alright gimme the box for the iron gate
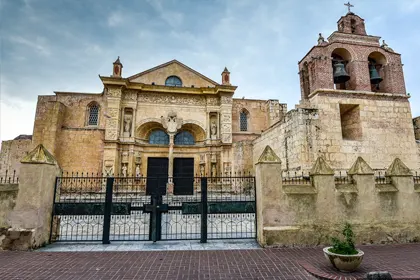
[50,175,256,243]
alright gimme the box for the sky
[1,0,420,142]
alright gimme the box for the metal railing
[0,170,18,184]
[282,171,311,185]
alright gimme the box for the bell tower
[298,3,406,102]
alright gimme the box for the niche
[339,104,362,140]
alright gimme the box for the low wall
[0,184,18,228]
[256,149,420,247]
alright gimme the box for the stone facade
[1,60,282,180]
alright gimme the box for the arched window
[240,110,249,132]
[87,103,100,126]
[149,130,169,145]
[165,76,182,87]
[174,131,195,145]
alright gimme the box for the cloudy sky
[1,0,420,142]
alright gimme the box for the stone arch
[331,47,355,90]
[368,51,388,92]
[136,120,165,140]
[179,122,206,142]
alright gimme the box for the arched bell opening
[368,51,387,93]
[331,48,353,90]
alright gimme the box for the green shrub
[328,222,359,255]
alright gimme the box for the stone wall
[253,108,319,171]
[310,91,419,170]
[253,91,420,172]
[32,93,105,174]
[0,137,32,177]
[414,116,420,140]
[56,129,105,174]
[0,184,18,228]
[256,150,420,247]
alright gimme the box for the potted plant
[323,222,364,272]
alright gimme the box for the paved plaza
[1,242,419,279]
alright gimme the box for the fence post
[102,177,114,244]
[200,177,208,243]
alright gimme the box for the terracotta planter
[323,247,364,272]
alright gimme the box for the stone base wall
[0,184,18,228]
[256,152,420,247]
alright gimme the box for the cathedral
[1,8,420,190]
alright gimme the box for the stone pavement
[0,243,419,279]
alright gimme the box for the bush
[328,222,359,255]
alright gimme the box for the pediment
[128,60,219,88]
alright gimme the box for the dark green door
[146,157,168,195]
[173,158,194,195]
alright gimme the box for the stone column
[4,145,61,250]
[167,133,175,193]
[387,158,418,224]
[255,145,282,246]
[347,156,377,223]
[310,157,336,224]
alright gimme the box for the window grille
[165,76,182,87]
[88,104,99,126]
[240,111,248,131]
[149,130,169,145]
[174,131,195,145]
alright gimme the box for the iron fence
[51,174,256,243]
[414,171,420,184]
[282,171,311,185]
[0,170,18,184]
[374,170,389,184]
[334,171,352,184]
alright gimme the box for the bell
[369,64,383,85]
[333,62,350,84]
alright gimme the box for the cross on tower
[344,1,354,13]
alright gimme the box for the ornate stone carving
[138,93,205,106]
[161,111,183,134]
[135,165,141,177]
[222,134,232,143]
[105,130,117,139]
[106,87,122,98]
[200,154,205,164]
[123,115,132,136]
[221,114,231,123]
[121,164,127,177]
[222,123,231,133]
[104,160,114,176]
[121,151,129,163]
[123,90,138,101]
[106,118,118,129]
[107,108,119,118]
[211,120,217,137]
[207,97,219,106]
[221,96,232,104]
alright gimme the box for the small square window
[339,104,362,140]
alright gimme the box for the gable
[128,60,219,88]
